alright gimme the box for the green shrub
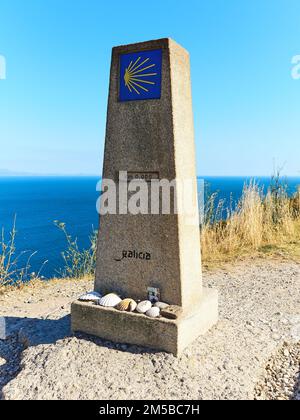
[54,221,98,279]
[0,217,47,286]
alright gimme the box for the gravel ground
[255,342,300,400]
[0,259,299,400]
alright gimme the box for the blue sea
[0,176,299,279]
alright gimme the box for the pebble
[161,305,183,320]
[0,357,6,367]
[270,327,278,333]
[223,361,229,370]
[154,302,169,310]
[145,307,160,318]
[272,334,281,341]
[136,300,152,314]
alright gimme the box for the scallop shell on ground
[145,307,160,318]
[98,293,122,308]
[116,298,137,312]
[136,300,152,314]
[79,291,101,302]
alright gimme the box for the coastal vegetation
[53,221,97,279]
[202,175,300,266]
[0,217,48,287]
[1,176,300,288]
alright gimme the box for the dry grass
[0,275,93,296]
[201,180,300,266]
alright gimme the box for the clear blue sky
[0,0,299,176]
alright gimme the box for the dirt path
[0,259,299,400]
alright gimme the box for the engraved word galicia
[114,250,151,262]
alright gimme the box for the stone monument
[71,38,218,356]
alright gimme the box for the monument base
[71,288,218,356]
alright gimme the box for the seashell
[79,291,101,302]
[124,58,158,95]
[154,301,169,310]
[136,300,152,314]
[145,307,160,318]
[116,298,137,312]
[98,293,122,308]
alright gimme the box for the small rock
[161,305,183,320]
[270,327,278,333]
[223,361,229,370]
[154,302,169,310]
[145,307,160,318]
[136,300,152,314]
[272,334,281,341]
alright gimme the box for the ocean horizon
[0,175,299,279]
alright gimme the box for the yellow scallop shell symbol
[124,56,157,95]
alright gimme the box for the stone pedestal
[71,38,218,356]
[72,288,218,356]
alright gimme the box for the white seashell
[136,300,152,314]
[79,291,102,302]
[99,293,122,308]
[154,301,169,310]
[145,307,160,318]
[116,298,137,312]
